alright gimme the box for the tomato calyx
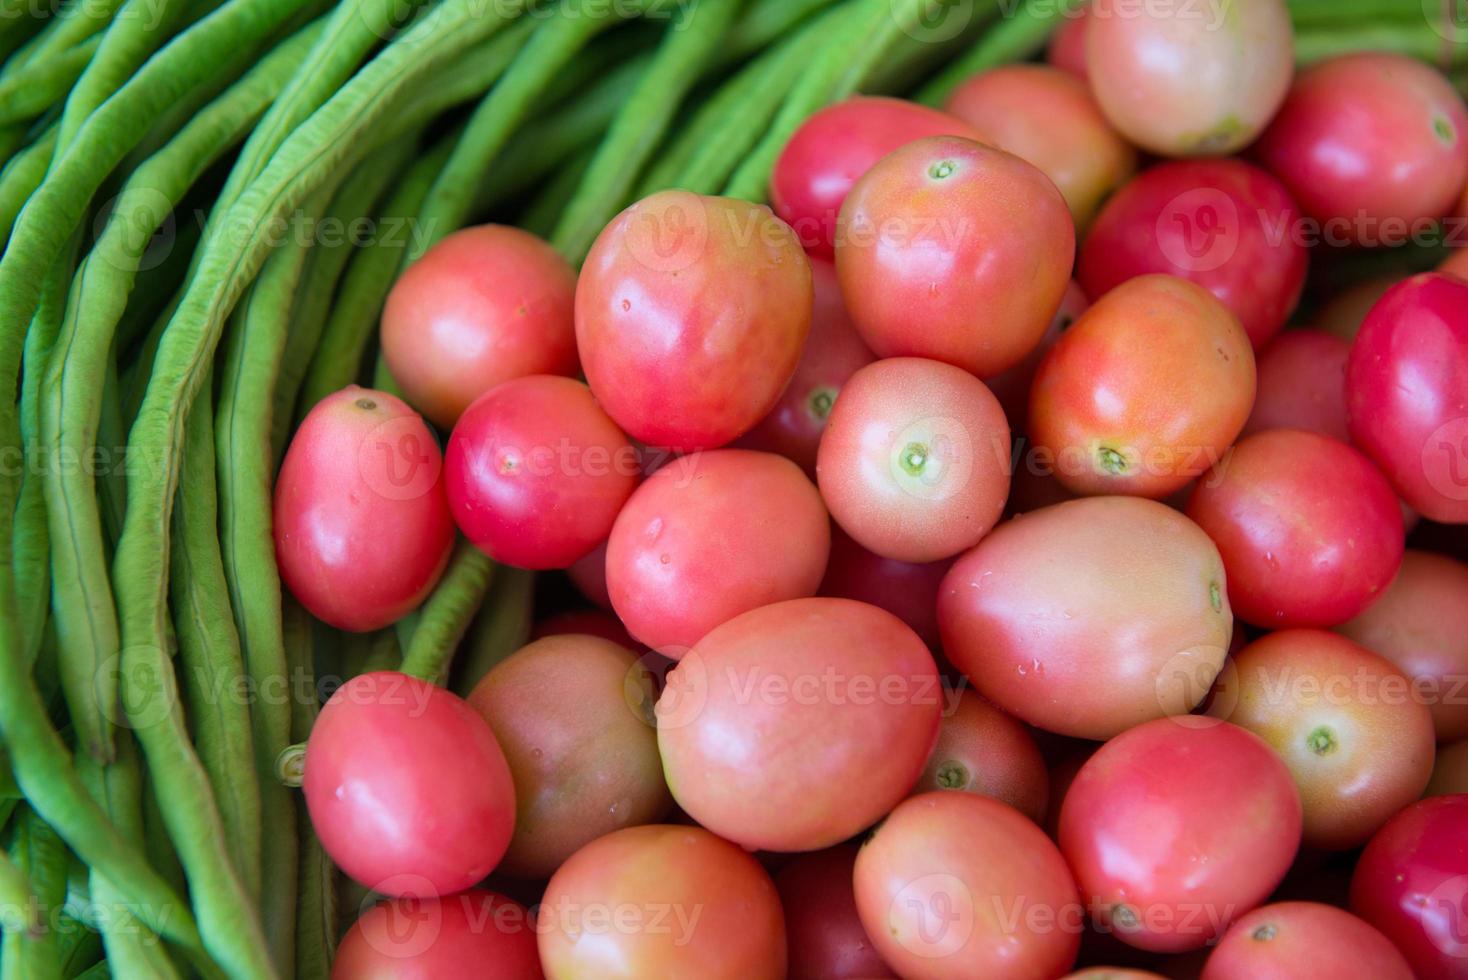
[1098,446,1128,475]
[1306,725,1339,756]
[935,761,969,789]
[806,386,837,421]
[1252,923,1278,942]
[1209,582,1222,612]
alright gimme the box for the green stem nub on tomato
[807,386,837,422]
[1098,446,1127,474]
[927,159,957,180]
[1307,725,1339,756]
[935,761,969,790]
[899,442,931,477]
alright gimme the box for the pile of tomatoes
[273,1,1468,976]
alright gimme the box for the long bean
[283,600,334,979]
[3,807,67,979]
[0,36,98,128]
[8,0,125,73]
[916,0,1082,105]
[0,120,54,243]
[399,542,497,684]
[450,567,535,696]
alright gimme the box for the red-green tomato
[657,598,940,851]
[575,190,812,451]
[1201,901,1413,980]
[274,386,454,632]
[332,891,541,979]
[835,136,1075,379]
[776,846,895,980]
[912,689,1048,823]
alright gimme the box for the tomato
[739,257,875,475]
[1029,274,1256,499]
[1428,740,1468,797]
[1338,550,1468,740]
[332,890,541,979]
[835,136,1076,379]
[1046,4,1090,80]
[1078,160,1307,349]
[275,386,454,632]
[1345,272,1468,524]
[1042,744,1095,840]
[1242,329,1350,442]
[565,539,612,611]
[466,635,668,878]
[775,845,895,980]
[657,598,940,851]
[530,609,638,650]
[1086,0,1293,156]
[1059,717,1302,953]
[817,357,1011,563]
[1315,276,1399,342]
[380,225,577,430]
[575,190,812,451]
[770,96,982,257]
[1186,430,1404,628]
[605,449,828,654]
[854,792,1082,979]
[1256,54,1468,242]
[912,688,1048,823]
[1208,630,1435,850]
[1444,246,1468,282]
[1060,972,1164,980]
[944,64,1136,229]
[444,376,639,570]
[1350,795,1468,978]
[985,280,1089,431]
[818,526,949,648]
[939,497,1231,739]
[1201,902,1414,980]
[537,824,785,979]
[303,672,515,896]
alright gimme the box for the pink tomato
[912,688,1049,823]
[817,525,950,648]
[1201,902,1413,980]
[1047,4,1090,80]
[332,890,541,979]
[1243,329,1350,442]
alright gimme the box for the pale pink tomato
[1243,329,1350,442]
[818,526,950,648]
[912,688,1048,823]
[776,846,895,980]
[1201,902,1413,980]
[332,891,541,979]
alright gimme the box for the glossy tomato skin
[1029,274,1256,499]
[818,526,950,648]
[1338,550,1468,740]
[1201,902,1413,980]
[381,225,577,430]
[303,672,515,896]
[657,598,940,852]
[332,890,541,979]
[739,257,875,475]
[1243,329,1350,441]
[835,136,1075,379]
[1350,795,1468,978]
[1078,160,1307,348]
[1186,430,1404,628]
[467,635,669,879]
[941,497,1231,739]
[816,357,1011,564]
[985,280,1089,430]
[275,386,455,632]
[1257,53,1468,240]
[1059,718,1303,953]
[771,96,982,257]
[444,376,639,570]
[1086,0,1292,156]
[945,64,1136,229]
[576,191,812,451]
[912,689,1048,823]
[1209,630,1435,850]
[538,824,786,979]
[1346,273,1468,523]
[605,449,828,654]
[776,845,896,980]
[854,792,1082,980]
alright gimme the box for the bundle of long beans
[0,0,1456,975]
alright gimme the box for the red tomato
[939,497,1231,739]
[275,386,454,632]
[1242,329,1350,442]
[467,635,669,878]
[985,280,1089,431]
[912,688,1049,823]
[739,257,875,475]
[854,792,1082,979]
[1086,0,1292,156]
[817,525,950,648]
[1060,972,1164,980]
[1346,272,1468,524]
[529,609,637,650]
[380,225,577,430]
[816,357,1011,563]
[835,136,1075,379]
[537,824,786,979]
[1209,630,1435,850]
[1186,429,1404,628]
[1428,740,1468,797]
[332,890,540,979]
[303,672,515,896]
[945,64,1135,229]
[1029,274,1256,499]
[1256,53,1468,242]
[575,190,812,451]
[776,845,895,980]
[1338,550,1468,740]
[1350,795,1468,978]
[1059,718,1302,953]
[771,96,982,257]
[605,449,829,654]
[565,539,612,611]
[1078,160,1307,348]
[444,376,638,570]
[657,598,940,851]
[1201,902,1413,980]
[1046,4,1090,80]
